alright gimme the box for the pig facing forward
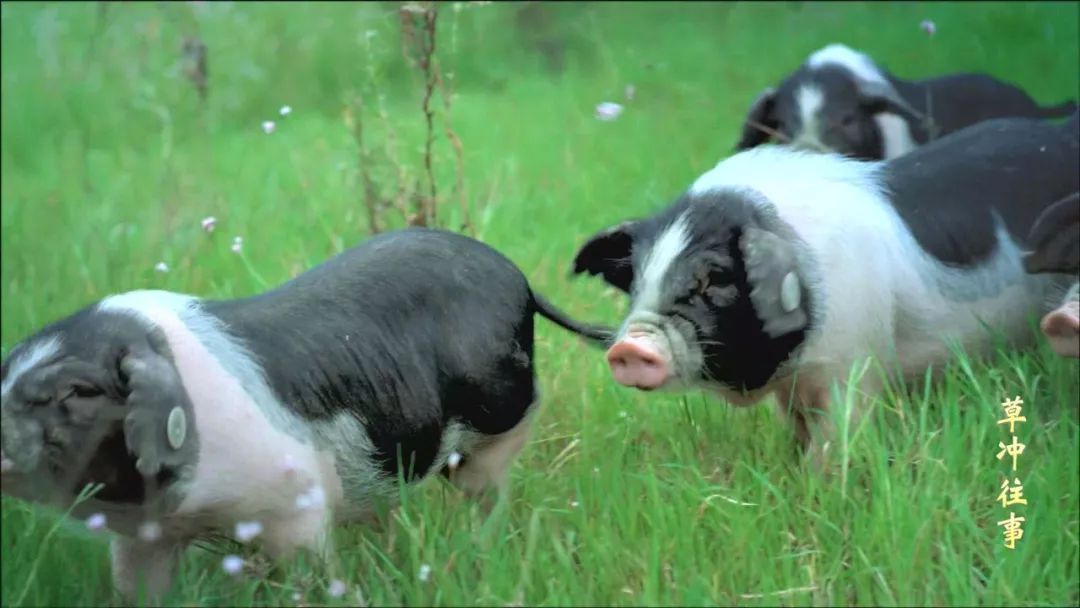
[574,114,1078,464]
[0,227,611,600]
[735,43,1077,160]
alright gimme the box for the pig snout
[606,334,670,390]
[1041,298,1080,359]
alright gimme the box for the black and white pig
[1023,190,1080,358]
[573,113,1078,464]
[734,43,1077,160]
[0,227,612,600]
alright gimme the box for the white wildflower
[85,512,107,531]
[138,521,162,542]
[234,520,263,543]
[327,579,347,598]
[296,485,326,511]
[222,554,244,575]
[595,101,624,122]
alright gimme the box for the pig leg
[448,404,537,508]
[775,374,873,471]
[110,535,187,603]
[1041,283,1080,359]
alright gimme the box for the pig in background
[0,228,612,601]
[1023,191,1080,358]
[574,112,1079,466]
[734,43,1077,161]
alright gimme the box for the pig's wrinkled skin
[0,228,610,602]
[735,43,1077,161]
[575,114,1078,467]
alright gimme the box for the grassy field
[2,1,1078,606]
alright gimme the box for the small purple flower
[154,262,169,274]
[231,236,243,254]
[222,555,244,575]
[280,105,292,117]
[327,579,347,598]
[262,120,276,135]
[201,216,217,233]
[595,102,624,122]
[138,521,162,542]
[920,19,936,36]
[85,513,107,531]
[234,520,263,543]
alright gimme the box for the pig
[734,43,1077,161]
[1023,190,1080,358]
[573,113,1078,465]
[0,227,612,601]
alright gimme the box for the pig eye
[58,383,103,402]
[71,385,103,399]
[840,114,856,127]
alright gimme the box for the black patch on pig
[883,114,1079,268]
[207,228,541,482]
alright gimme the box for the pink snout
[1041,301,1080,359]
[606,335,670,390]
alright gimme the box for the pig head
[572,189,817,403]
[1,308,198,515]
[1023,191,1080,358]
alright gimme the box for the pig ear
[571,221,638,293]
[734,88,778,151]
[1024,192,1080,275]
[856,79,924,124]
[119,327,197,479]
[739,225,809,338]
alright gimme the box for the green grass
[2,1,1078,606]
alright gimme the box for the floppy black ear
[1023,191,1080,275]
[856,79,923,123]
[734,87,778,151]
[119,327,198,479]
[739,223,809,339]
[571,221,638,294]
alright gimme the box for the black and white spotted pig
[573,114,1079,464]
[1023,190,1080,358]
[735,43,1077,160]
[0,227,611,600]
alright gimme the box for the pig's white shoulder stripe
[807,43,886,83]
[1,335,62,399]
